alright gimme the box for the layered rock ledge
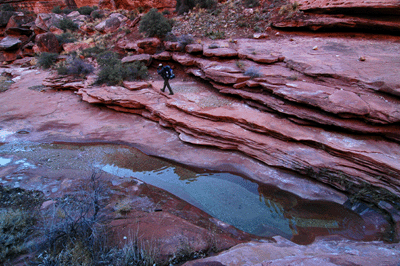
[42,34,400,239]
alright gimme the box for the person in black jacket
[157,63,174,95]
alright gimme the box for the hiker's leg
[167,81,174,95]
[161,80,167,92]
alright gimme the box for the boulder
[34,32,62,53]
[152,51,172,61]
[135,37,161,54]
[164,41,184,52]
[0,11,16,27]
[203,47,238,57]
[95,16,121,33]
[123,81,152,90]
[34,13,63,31]
[121,54,152,66]
[185,43,203,53]
[0,36,22,51]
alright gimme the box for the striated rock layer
[272,0,400,33]
[53,35,400,241]
[290,0,400,14]
[70,36,400,202]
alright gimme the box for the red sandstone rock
[135,37,161,54]
[0,36,22,50]
[95,16,121,33]
[62,41,94,53]
[121,53,152,66]
[290,0,400,13]
[152,51,172,60]
[203,47,238,58]
[34,32,62,53]
[123,81,151,90]
[164,41,184,52]
[185,43,203,53]
[183,236,400,266]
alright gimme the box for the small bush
[37,52,59,69]
[244,66,262,78]
[139,8,172,38]
[91,9,104,19]
[123,61,148,81]
[58,18,79,32]
[197,0,217,9]
[57,57,94,77]
[176,0,217,14]
[35,172,109,265]
[205,30,225,40]
[178,34,194,50]
[81,46,107,58]
[55,32,77,45]
[77,5,97,15]
[52,5,74,14]
[95,52,148,85]
[96,51,124,85]
[52,5,63,14]
[0,4,15,11]
[243,0,259,8]
[0,11,15,27]
[0,208,36,263]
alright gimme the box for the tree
[139,8,172,38]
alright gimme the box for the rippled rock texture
[67,36,400,212]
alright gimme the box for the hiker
[157,63,175,95]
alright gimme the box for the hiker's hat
[158,63,163,67]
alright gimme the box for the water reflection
[100,161,367,244]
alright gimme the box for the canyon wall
[0,0,176,13]
[290,0,400,14]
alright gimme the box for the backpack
[163,66,175,79]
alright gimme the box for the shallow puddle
[0,142,376,244]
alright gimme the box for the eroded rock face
[65,36,400,234]
[272,0,400,33]
[291,0,400,14]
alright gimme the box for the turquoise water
[0,143,366,243]
[99,162,349,241]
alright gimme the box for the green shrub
[0,4,15,11]
[95,52,148,85]
[37,52,59,69]
[55,32,77,45]
[176,0,217,14]
[0,208,36,263]
[57,57,94,77]
[244,66,262,78]
[0,11,15,27]
[91,9,104,19]
[52,5,63,14]
[96,51,124,85]
[77,5,97,15]
[243,0,259,8]
[81,46,106,58]
[197,0,217,9]
[205,30,225,40]
[139,8,172,38]
[178,34,194,50]
[58,18,79,32]
[123,61,148,81]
